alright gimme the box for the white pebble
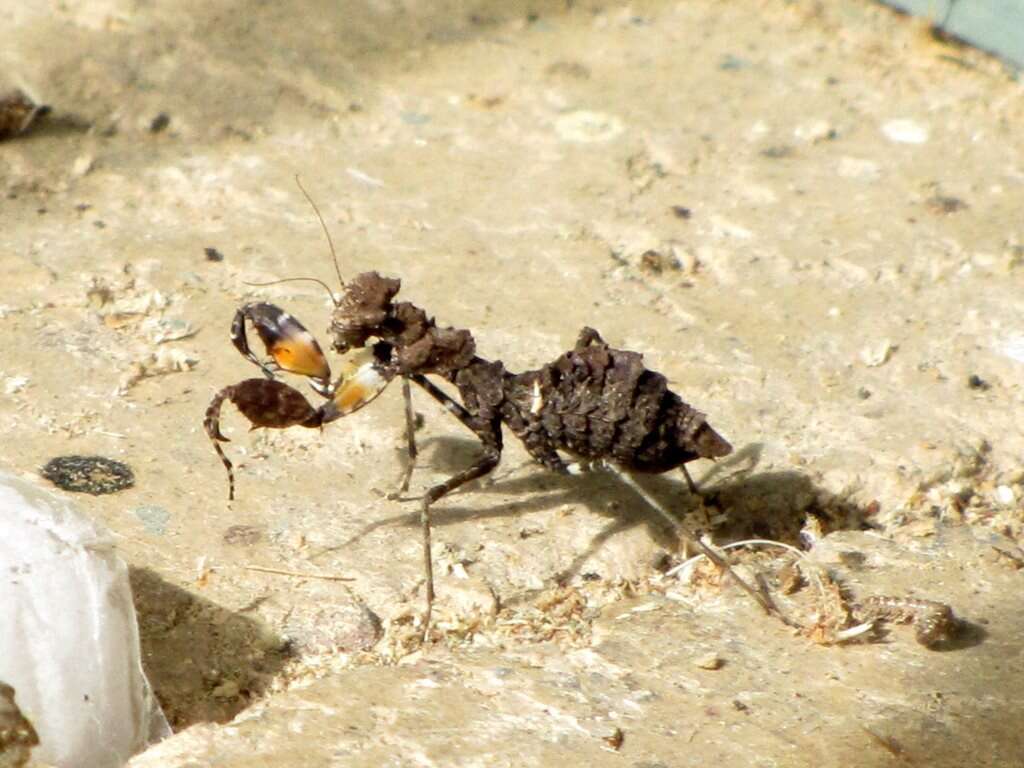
[71,154,95,177]
[999,335,1024,363]
[882,119,929,144]
[838,156,880,180]
[555,110,624,143]
[3,376,28,394]
[794,119,834,143]
[995,485,1016,505]
[860,339,894,367]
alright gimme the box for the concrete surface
[1,0,1022,764]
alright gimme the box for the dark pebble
[967,374,990,391]
[41,455,135,495]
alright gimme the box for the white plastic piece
[0,472,169,767]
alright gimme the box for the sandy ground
[2,1,1024,765]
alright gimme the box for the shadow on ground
[129,568,291,730]
[339,435,874,586]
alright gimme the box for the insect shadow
[333,437,875,591]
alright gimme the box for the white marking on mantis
[529,379,544,415]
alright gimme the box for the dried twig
[242,564,355,582]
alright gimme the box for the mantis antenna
[294,174,346,291]
[243,276,340,305]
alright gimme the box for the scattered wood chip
[602,727,624,751]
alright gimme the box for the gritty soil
[1,1,1023,766]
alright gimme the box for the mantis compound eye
[231,303,332,394]
[329,324,371,356]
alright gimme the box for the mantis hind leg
[610,466,796,626]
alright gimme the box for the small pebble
[967,374,990,391]
[145,317,195,344]
[718,54,748,70]
[0,89,49,140]
[285,602,383,654]
[4,375,28,395]
[838,156,880,180]
[400,111,430,126]
[672,244,699,275]
[860,339,894,367]
[760,144,793,159]
[72,154,95,177]
[1000,336,1024,364]
[153,346,198,372]
[639,249,680,275]
[694,652,724,670]
[211,680,240,700]
[204,246,224,262]
[149,112,170,133]
[926,195,967,215]
[794,119,836,143]
[882,118,929,144]
[555,110,624,143]
[545,61,591,79]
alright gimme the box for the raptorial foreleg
[230,303,333,396]
[405,373,504,635]
[398,378,419,493]
[204,378,326,500]
[418,430,502,635]
[205,353,394,500]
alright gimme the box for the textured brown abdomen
[514,329,731,472]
